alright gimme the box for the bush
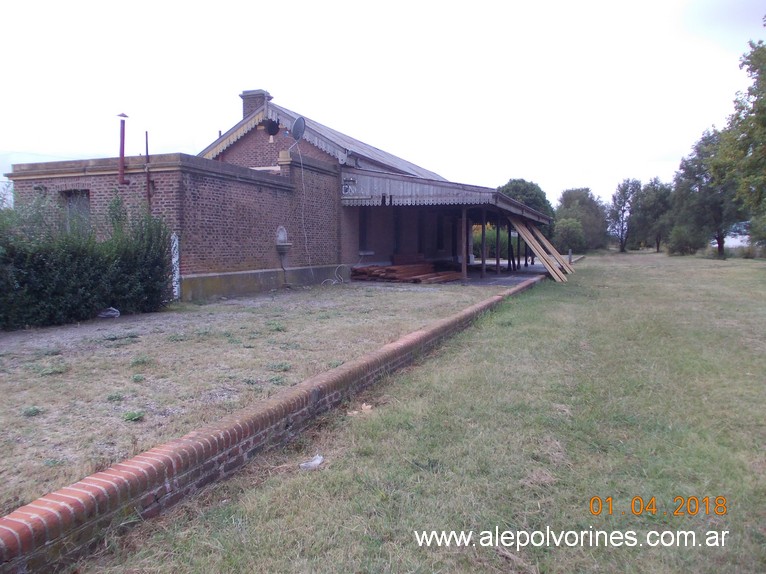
[704,243,765,259]
[471,225,529,260]
[667,225,707,255]
[101,202,173,314]
[553,218,586,254]
[749,214,766,246]
[0,195,172,330]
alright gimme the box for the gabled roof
[198,100,447,181]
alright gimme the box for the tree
[673,129,747,258]
[553,218,586,254]
[720,31,766,248]
[497,178,555,236]
[667,224,708,255]
[556,188,608,250]
[723,36,766,214]
[628,178,673,252]
[0,181,12,209]
[608,178,641,252]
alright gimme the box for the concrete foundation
[180,264,351,301]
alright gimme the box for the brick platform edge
[0,275,546,573]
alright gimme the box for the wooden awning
[339,166,574,283]
[340,168,552,225]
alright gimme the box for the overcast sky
[1,0,764,207]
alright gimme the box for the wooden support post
[460,207,467,280]
[452,216,458,261]
[510,221,515,271]
[480,209,486,279]
[495,213,501,275]
[516,229,522,269]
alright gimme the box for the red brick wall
[177,156,341,275]
[9,153,347,280]
[340,207,360,263]
[217,126,333,168]
[338,207,461,266]
[11,167,169,240]
[148,171,183,234]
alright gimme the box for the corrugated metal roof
[197,93,551,225]
[341,168,552,224]
[199,101,447,181]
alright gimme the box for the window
[61,190,90,232]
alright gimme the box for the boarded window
[61,190,90,232]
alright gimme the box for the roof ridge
[199,96,446,181]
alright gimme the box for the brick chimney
[240,89,272,118]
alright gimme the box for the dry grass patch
[0,281,506,515]
[76,252,765,574]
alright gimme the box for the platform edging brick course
[0,276,544,573]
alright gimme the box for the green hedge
[0,196,172,330]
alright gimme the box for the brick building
[8,89,559,301]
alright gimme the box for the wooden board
[351,264,463,284]
[526,224,575,274]
[509,216,567,283]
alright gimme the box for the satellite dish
[291,116,305,140]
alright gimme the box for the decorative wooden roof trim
[200,111,267,160]
[199,104,349,163]
[340,168,551,224]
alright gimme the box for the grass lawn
[61,253,766,571]
[0,281,506,517]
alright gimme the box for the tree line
[500,26,765,257]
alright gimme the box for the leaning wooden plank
[522,231,566,282]
[509,216,566,282]
[526,224,575,274]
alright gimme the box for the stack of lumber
[351,263,463,284]
[391,253,426,265]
